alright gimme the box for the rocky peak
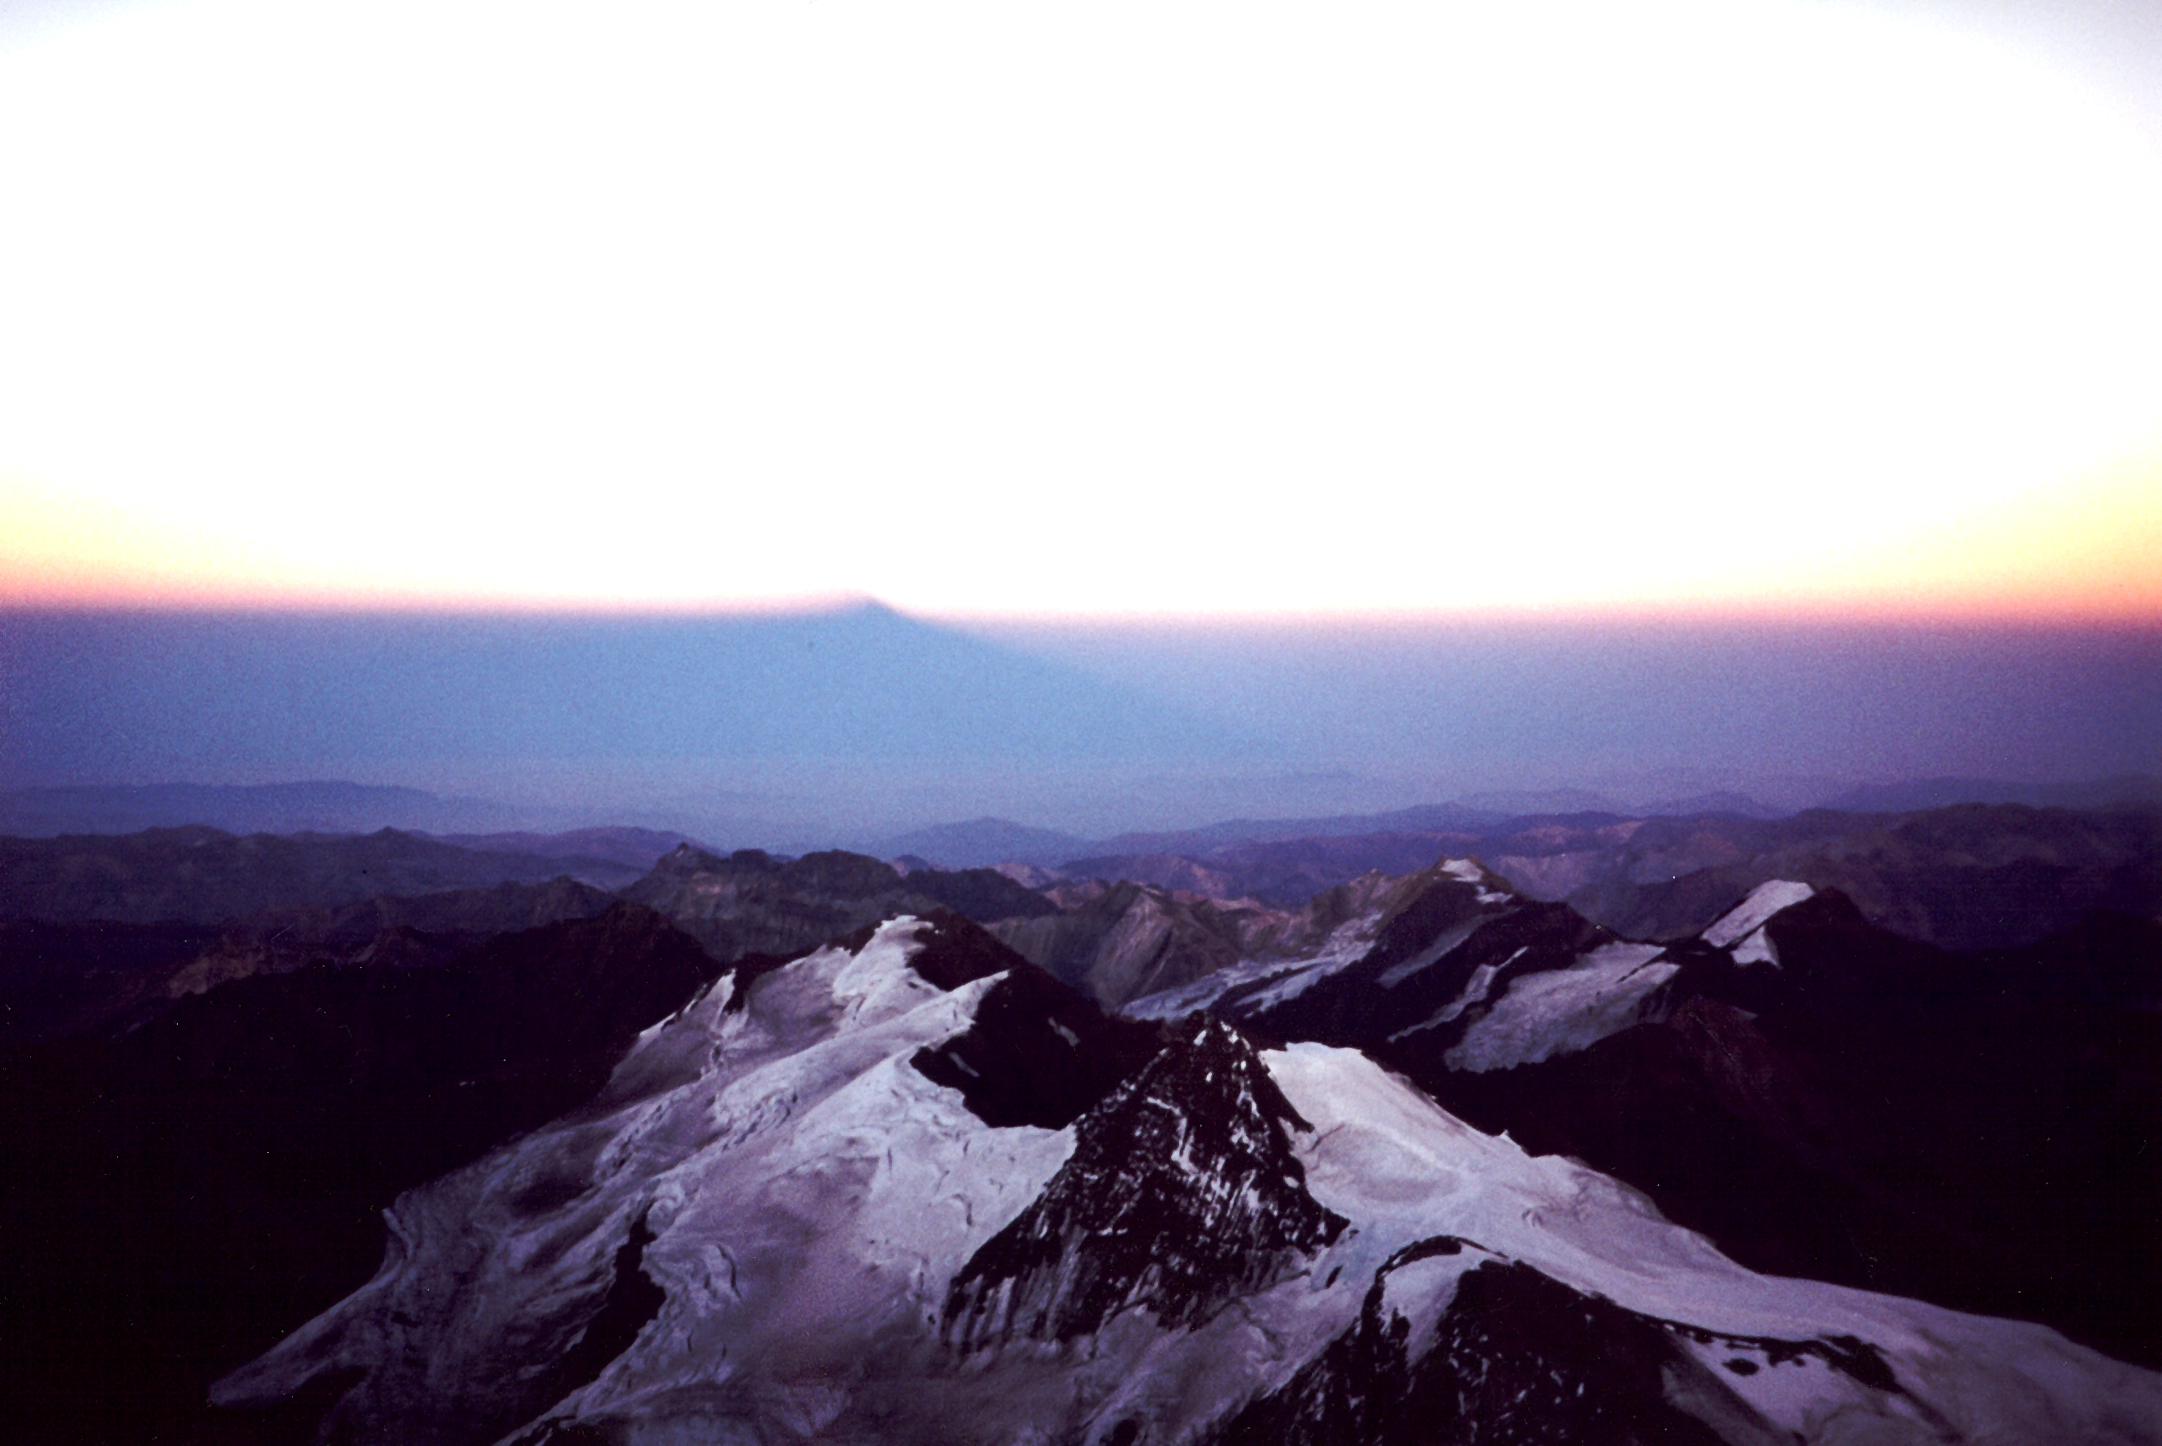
[943,1012,1345,1350]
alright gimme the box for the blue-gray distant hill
[874,817,1096,868]
[0,781,519,837]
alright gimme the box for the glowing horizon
[5,1,2162,623]
[8,444,2160,627]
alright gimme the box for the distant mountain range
[869,776,2162,868]
[8,773,2159,864]
[877,816,1099,868]
[6,783,2155,958]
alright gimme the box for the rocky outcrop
[943,1014,1344,1349]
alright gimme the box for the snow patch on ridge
[1704,880,1815,949]
[1442,942,1675,1072]
[1731,926,1780,967]
[1124,924,1373,1020]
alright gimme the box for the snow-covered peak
[1703,880,1816,949]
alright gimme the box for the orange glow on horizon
[9,448,2159,627]
[6,2,2162,631]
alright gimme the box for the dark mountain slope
[434,826,699,871]
[0,903,731,1446]
[0,877,621,1047]
[943,1014,1345,1350]
[0,918,227,1048]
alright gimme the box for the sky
[2,0,2157,836]
[3,0,2162,620]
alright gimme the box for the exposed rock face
[1212,1247,1785,1446]
[943,1014,1344,1349]
[910,957,1165,1130]
[897,863,1062,924]
[205,910,2162,1446]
